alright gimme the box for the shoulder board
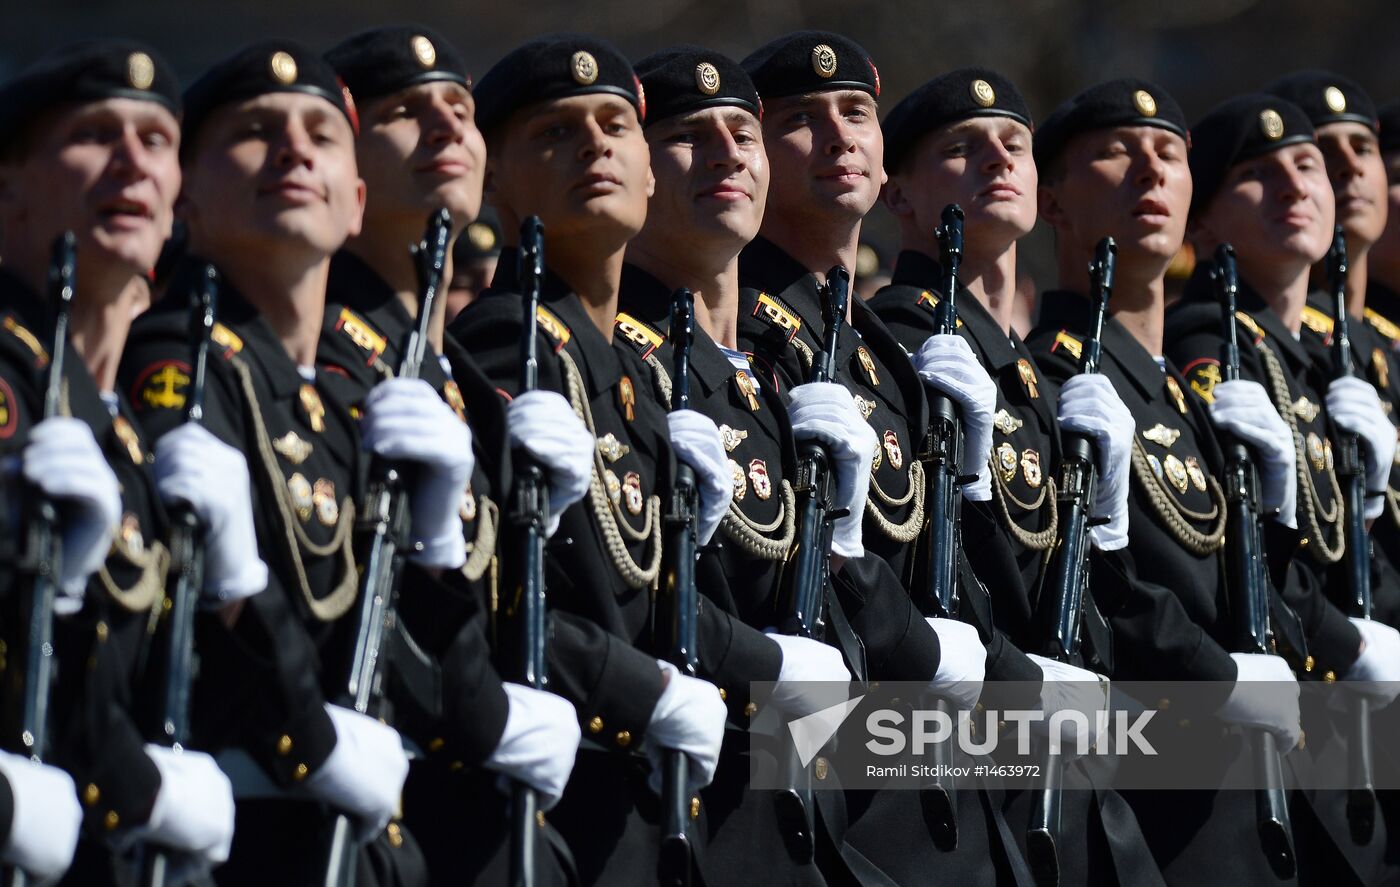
[212,322,243,357]
[751,292,801,344]
[1365,307,1400,345]
[614,312,664,360]
[535,305,571,352]
[1051,330,1082,361]
[1235,311,1265,343]
[912,290,963,327]
[333,307,388,365]
[1299,305,1334,340]
[2,315,49,368]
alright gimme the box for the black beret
[634,45,759,125]
[741,31,880,102]
[1189,94,1315,218]
[882,67,1031,173]
[455,207,502,263]
[1379,100,1400,154]
[1265,70,1377,133]
[1034,78,1187,172]
[326,25,470,106]
[474,33,642,139]
[0,40,180,153]
[183,39,357,154]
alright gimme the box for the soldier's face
[640,106,768,255]
[1197,143,1334,270]
[1316,121,1388,248]
[357,81,486,230]
[1043,126,1190,266]
[1,98,180,278]
[182,92,365,259]
[489,94,653,244]
[762,90,885,224]
[889,116,1036,251]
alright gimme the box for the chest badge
[288,473,314,523]
[1017,359,1040,399]
[734,370,760,412]
[1373,347,1391,391]
[119,512,145,555]
[272,431,313,465]
[443,380,468,423]
[1306,432,1326,471]
[882,429,904,471]
[1184,456,1207,491]
[1165,376,1188,414]
[854,394,876,420]
[993,408,1023,436]
[748,459,772,500]
[619,376,636,422]
[1163,454,1189,493]
[460,487,477,523]
[1141,424,1181,449]
[604,469,622,505]
[313,478,339,526]
[111,416,144,464]
[1293,397,1320,424]
[622,471,644,514]
[996,442,1018,482]
[596,432,631,463]
[299,383,326,433]
[719,424,748,452]
[1147,453,1164,481]
[857,347,880,387]
[729,459,747,501]
[1020,448,1042,488]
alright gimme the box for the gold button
[1304,655,1315,673]
[1157,697,1170,711]
[83,783,100,806]
[104,811,120,830]
[1324,670,1337,683]
[744,702,758,717]
[588,716,603,734]
[277,735,293,755]
[428,737,445,753]
[95,622,109,643]
[690,796,701,819]
[386,822,403,848]
[616,730,632,748]
[814,757,829,780]
[293,763,309,781]
[718,688,727,702]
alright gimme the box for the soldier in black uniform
[872,69,1170,887]
[1024,78,1316,885]
[733,31,1032,887]
[1162,93,1400,886]
[447,35,787,885]
[0,41,250,882]
[320,27,589,886]
[118,41,454,886]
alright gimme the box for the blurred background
[7,0,1400,316]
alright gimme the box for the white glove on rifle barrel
[1208,380,1297,527]
[1342,618,1400,707]
[154,423,268,603]
[667,409,733,545]
[1057,374,1134,551]
[912,334,996,502]
[1215,653,1301,749]
[305,704,410,842]
[645,660,727,797]
[484,684,581,811]
[360,378,475,569]
[137,744,236,870]
[1026,654,1109,756]
[22,416,122,608]
[0,751,81,882]
[787,382,877,559]
[507,390,594,537]
[764,632,853,719]
[925,617,986,711]
[1326,376,1396,520]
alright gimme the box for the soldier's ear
[1037,183,1066,230]
[347,176,367,240]
[881,176,913,219]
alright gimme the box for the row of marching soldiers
[4,19,1400,887]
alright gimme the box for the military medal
[596,433,630,463]
[272,431,313,465]
[1017,359,1039,399]
[748,459,772,500]
[313,478,339,526]
[1141,424,1181,449]
[734,370,760,411]
[854,395,876,421]
[1164,455,1189,493]
[1293,397,1320,423]
[719,424,748,452]
[883,430,903,471]
[605,469,622,505]
[1307,433,1326,471]
[1185,456,1207,492]
[729,460,746,501]
[996,442,1017,483]
[460,487,477,522]
[857,347,880,387]
[1020,449,1042,488]
[288,473,314,522]
[119,512,144,555]
[111,416,144,464]
[1373,348,1390,391]
[619,376,636,421]
[622,471,644,515]
[1148,454,1164,481]
[993,409,1023,436]
[871,439,882,472]
[1166,376,1188,414]
[443,380,468,423]
[299,383,326,433]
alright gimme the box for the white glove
[1216,653,1301,749]
[139,745,236,869]
[507,390,594,538]
[305,704,410,842]
[764,632,854,719]
[924,617,986,711]
[912,334,996,502]
[1057,374,1134,551]
[1341,618,1400,707]
[667,410,732,546]
[1327,376,1397,519]
[1026,654,1109,756]
[645,660,727,797]
[484,684,581,812]
[360,378,475,568]
[0,752,80,882]
[22,416,121,607]
[1209,380,1298,528]
[154,423,269,603]
[787,382,877,558]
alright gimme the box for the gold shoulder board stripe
[614,312,664,360]
[2,316,48,367]
[536,305,571,352]
[1235,311,1265,342]
[335,308,388,365]
[1052,330,1082,361]
[212,322,244,356]
[1365,308,1400,344]
[1299,305,1334,339]
[753,292,801,343]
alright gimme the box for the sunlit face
[762,89,885,225]
[356,80,486,229]
[1,97,181,276]
[1195,142,1335,269]
[639,105,768,257]
[182,92,365,259]
[488,93,653,244]
[888,115,1036,251]
[1042,126,1191,266]
[1316,121,1388,247]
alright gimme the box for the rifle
[5,232,75,887]
[772,266,850,863]
[1211,243,1297,877]
[1326,227,1377,844]
[657,289,700,887]
[502,217,550,887]
[1024,236,1113,885]
[324,208,453,887]
[138,263,219,887]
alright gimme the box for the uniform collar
[1038,288,1168,403]
[889,248,1021,371]
[1182,263,1314,370]
[327,250,414,335]
[618,263,736,397]
[0,267,46,334]
[890,248,942,289]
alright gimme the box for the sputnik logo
[787,694,865,767]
